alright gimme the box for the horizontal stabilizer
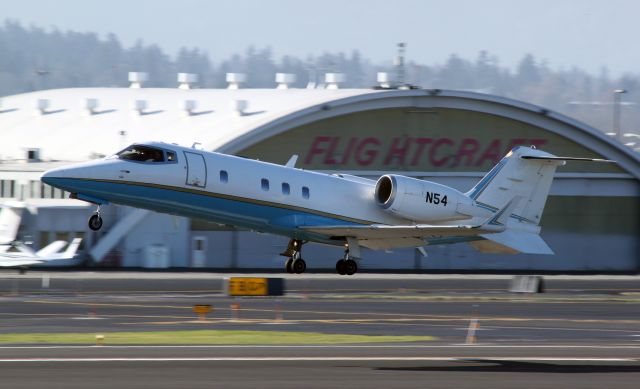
[0,259,45,267]
[521,155,615,163]
[478,230,554,255]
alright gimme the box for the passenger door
[184,152,207,188]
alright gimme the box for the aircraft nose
[41,167,70,185]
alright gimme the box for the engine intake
[374,174,473,222]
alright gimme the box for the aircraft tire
[285,258,294,273]
[292,258,306,274]
[344,259,357,276]
[88,214,103,231]
[336,259,347,275]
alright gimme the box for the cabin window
[220,170,229,183]
[117,145,166,163]
[261,178,270,191]
[302,186,310,199]
[282,182,290,195]
[167,151,177,162]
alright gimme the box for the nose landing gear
[88,206,103,231]
[282,239,306,274]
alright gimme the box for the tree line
[0,20,637,134]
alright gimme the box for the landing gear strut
[88,206,103,231]
[336,247,357,276]
[282,239,306,274]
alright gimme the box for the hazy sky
[1,0,638,76]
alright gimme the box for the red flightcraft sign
[303,136,549,168]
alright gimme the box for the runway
[1,272,639,388]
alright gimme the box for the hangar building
[1,74,638,271]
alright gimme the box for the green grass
[0,330,434,345]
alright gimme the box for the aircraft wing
[0,258,46,267]
[302,224,499,239]
[301,224,503,250]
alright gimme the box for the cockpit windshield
[117,145,166,163]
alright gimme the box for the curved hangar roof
[0,87,638,179]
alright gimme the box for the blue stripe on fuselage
[46,178,361,245]
[467,158,507,200]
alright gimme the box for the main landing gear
[336,248,358,276]
[282,239,306,274]
[88,206,103,231]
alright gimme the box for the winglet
[285,155,299,168]
[521,155,615,163]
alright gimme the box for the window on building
[302,186,310,199]
[220,170,229,183]
[39,231,50,248]
[29,180,40,199]
[282,182,290,195]
[55,231,69,242]
[261,178,270,191]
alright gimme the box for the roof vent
[128,72,149,88]
[275,73,296,89]
[325,73,345,89]
[34,99,50,115]
[181,99,197,116]
[131,99,148,115]
[377,72,391,88]
[178,73,198,90]
[84,98,99,115]
[226,73,247,89]
[231,99,248,116]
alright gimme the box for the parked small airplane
[0,238,83,268]
[41,142,612,275]
[0,202,24,246]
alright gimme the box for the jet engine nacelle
[374,174,474,222]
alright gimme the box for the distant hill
[0,20,637,134]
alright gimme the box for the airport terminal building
[1,74,638,271]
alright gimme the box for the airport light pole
[612,89,627,141]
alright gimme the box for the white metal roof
[1,86,637,180]
[0,87,382,162]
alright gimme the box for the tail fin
[468,147,614,255]
[0,203,24,245]
[62,238,82,258]
[466,146,566,226]
[36,241,68,257]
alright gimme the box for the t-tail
[0,202,24,245]
[466,146,614,255]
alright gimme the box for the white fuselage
[41,142,477,246]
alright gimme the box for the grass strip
[0,330,434,345]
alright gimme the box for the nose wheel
[88,206,103,231]
[282,239,306,274]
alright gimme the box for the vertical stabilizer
[467,147,565,226]
[0,203,24,244]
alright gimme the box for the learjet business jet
[41,143,611,275]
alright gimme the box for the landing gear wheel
[88,214,103,231]
[336,259,347,275]
[285,258,294,274]
[292,258,306,274]
[344,259,358,276]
